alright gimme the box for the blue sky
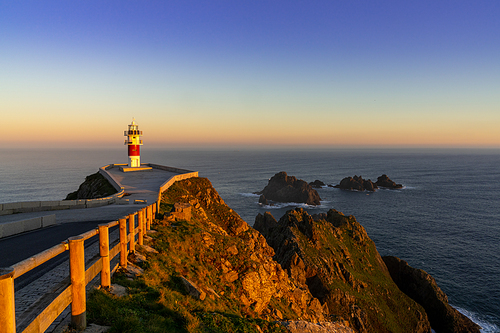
[1,1,499,148]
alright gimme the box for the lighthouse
[124,119,143,168]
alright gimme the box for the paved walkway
[0,166,178,225]
[0,164,193,332]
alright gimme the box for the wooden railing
[0,166,197,333]
[0,203,156,333]
[1,166,202,333]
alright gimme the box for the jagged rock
[375,174,403,189]
[382,256,481,333]
[124,263,144,278]
[309,180,326,188]
[180,276,206,301]
[82,323,111,333]
[335,175,378,192]
[65,172,117,200]
[256,172,321,205]
[255,208,432,333]
[138,244,158,254]
[258,194,269,205]
[254,212,279,237]
[162,202,192,222]
[128,252,147,264]
[281,320,355,333]
[108,284,128,297]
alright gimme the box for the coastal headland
[2,167,480,332]
[86,175,478,332]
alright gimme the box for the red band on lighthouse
[128,145,140,156]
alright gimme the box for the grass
[88,270,287,333]
[87,177,289,333]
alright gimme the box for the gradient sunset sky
[1,1,499,149]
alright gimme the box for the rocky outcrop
[335,175,377,191]
[255,208,432,333]
[334,174,403,191]
[308,180,325,188]
[65,172,117,200]
[256,172,321,205]
[281,320,355,333]
[375,175,403,189]
[160,202,192,223]
[155,177,327,323]
[382,256,481,333]
[180,276,206,301]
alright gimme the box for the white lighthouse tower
[124,119,143,167]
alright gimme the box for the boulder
[375,174,403,189]
[180,276,206,301]
[382,256,480,333]
[256,172,321,205]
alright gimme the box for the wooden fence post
[69,236,86,330]
[0,267,16,333]
[98,224,111,289]
[138,210,144,246]
[119,218,127,268]
[146,205,151,230]
[129,214,135,253]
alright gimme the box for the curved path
[0,164,197,332]
[0,165,180,225]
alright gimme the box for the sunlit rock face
[156,177,327,323]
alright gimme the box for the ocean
[1,148,499,331]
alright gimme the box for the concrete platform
[0,164,194,229]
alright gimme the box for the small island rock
[335,175,378,192]
[309,180,326,188]
[256,172,321,205]
[375,174,403,189]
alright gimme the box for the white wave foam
[318,185,336,190]
[258,202,324,210]
[239,192,260,198]
[453,305,500,333]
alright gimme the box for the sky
[1,1,499,149]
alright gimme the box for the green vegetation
[87,178,288,333]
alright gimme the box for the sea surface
[1,148,499,331]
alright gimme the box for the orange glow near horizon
[4,114,500,149]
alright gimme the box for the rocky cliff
[153,177,327,322]
[65,172,117,200]
[383,256,480,333]
[255,208,431,333]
